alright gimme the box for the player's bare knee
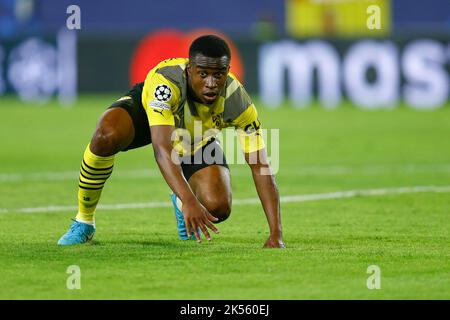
[90,126,119,156]
[205,198,231,223]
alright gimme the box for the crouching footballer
[57,35,285,248]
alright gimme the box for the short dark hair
[189,35,231,61]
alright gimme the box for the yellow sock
[76,144,115,224]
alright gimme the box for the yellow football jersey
[141,58,265,156]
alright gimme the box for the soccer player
[58,35,284,248]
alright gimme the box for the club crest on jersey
[212,114,223,128]
[154,84,172,102]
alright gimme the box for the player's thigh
[90,107,135,156]
[188,165,232,221]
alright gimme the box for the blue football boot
[170,193,200,240]
[57,219,95,245]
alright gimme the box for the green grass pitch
[0,96,449,299]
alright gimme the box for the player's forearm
[153,146,196,204]
[251,166,283,237]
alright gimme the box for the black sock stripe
[82,159,114,172]
[80,165,112,177]
[79,185,104,190]
[79,179,105,186]
[81,161,113,175]
[79,171,109,182]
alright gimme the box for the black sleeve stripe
[223,86,252,121]
[156,65,184,88]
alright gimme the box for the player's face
[187,54,230,105]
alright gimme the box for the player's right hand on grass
[183,199,219,242]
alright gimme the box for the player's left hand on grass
[263,236,285,249]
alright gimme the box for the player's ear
[186,63,192,76]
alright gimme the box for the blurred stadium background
[1,0,450,299]
[0,0,449,108]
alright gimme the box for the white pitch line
[2,164,450,183]
[0,169,161,183]
[1,185,450,215]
